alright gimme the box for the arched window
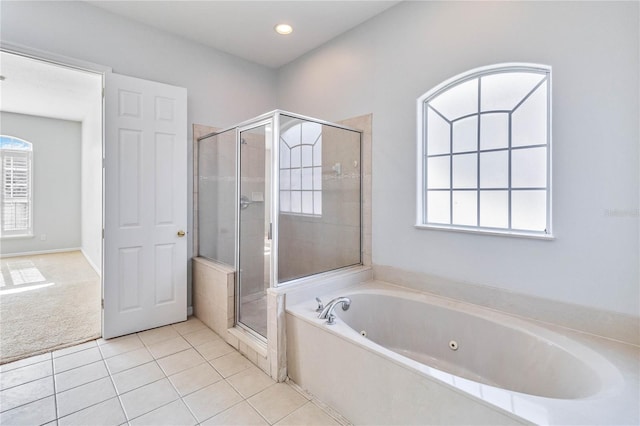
[1,136,33,237]
[416,64,552,237]
[279,121,322,215]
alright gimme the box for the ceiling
[0,2,400,122]
[0,51,102,122]
[87,1,400,68]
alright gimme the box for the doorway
[0,51,103,364]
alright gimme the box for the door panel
[103,72,187,339]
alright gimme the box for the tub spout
[318,297,351,325]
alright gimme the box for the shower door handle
[240,195,251,210]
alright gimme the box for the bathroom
[0,1,638,425]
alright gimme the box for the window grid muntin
[423,68,549,234]
[279,122,322,216]
[0,137,33,237]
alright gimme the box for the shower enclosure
[197,111,362,340]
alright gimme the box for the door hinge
[102,228,105,239]
[102,87,105,98]
[101,299,104,309]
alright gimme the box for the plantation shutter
[1,150,31,235]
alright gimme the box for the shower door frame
[199,110,364,342]
[235,116,275,342]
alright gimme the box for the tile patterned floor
[0,317,345,426]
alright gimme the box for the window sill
[414,224,555,240]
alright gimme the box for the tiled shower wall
[278,124,362,281]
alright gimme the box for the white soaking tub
[286,281,638,425]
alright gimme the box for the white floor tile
[201,401,268,426]
[55,376,116,418]
[168,362,222,397]
[53,347,102,374]
[119,378,179,420]
[195,339,235,361]
[0,322,350,426]
[104,347,153,375]
[156,348,205,376]
[97,334,144,359]
[111,361,164,395]
[54,360,108,393]
[0,376,54,412]
[172,317,207,336]
[226,366,275,398]
[275,401,341,426]
[57,397,126,426]
[0,360,52,391]
[183,380,243,422]
[53,341,97,358]
[0,353,51,373]
[137,326,180,346]
[129,399,197,426]
[209,352,253,378]
[247,383,308,424]
[146,336,191,359]
[182,328,221,347]
[0,395,56,425]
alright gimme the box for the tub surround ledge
[373,264,640,346]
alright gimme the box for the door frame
[1,41,110,336]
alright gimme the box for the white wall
[277,1,640,316]
[1,0,278,306]
[1,112,82,255]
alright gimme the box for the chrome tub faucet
[317,296,351,325]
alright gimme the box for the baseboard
[0,247,82,258]
[80,249,101,277]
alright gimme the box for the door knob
[177,230,186,237]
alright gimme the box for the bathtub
[286,281,638,425]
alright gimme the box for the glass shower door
[237,122,271,338]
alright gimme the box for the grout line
[51,359,109,394]
[6,320,352,425]
[0,361,53,392]
[244,394,274,425]
[54,377,116,420]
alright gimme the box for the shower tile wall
[339,114,372,268]
[278,125,361,282]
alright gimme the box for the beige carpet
[0,251,101,364]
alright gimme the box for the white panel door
[103,72,187,339]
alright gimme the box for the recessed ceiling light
[274,24,293,35]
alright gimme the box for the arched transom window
[1,135,33,237]
[417,64,552,237]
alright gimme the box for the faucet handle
[315,297,324,312]
[326,313,336,325]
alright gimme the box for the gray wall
[277,1,639,316]
[1,0,278,306]
[2,1,637,317]
[1,112,81,255]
